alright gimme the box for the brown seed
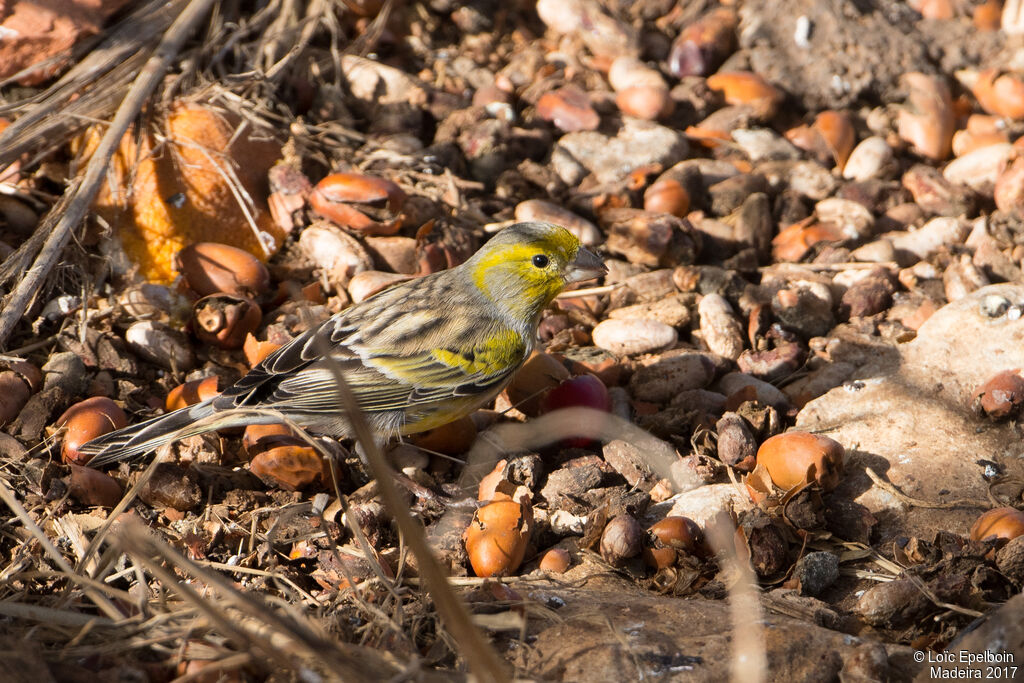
[607,56,670,120]
[66,465,123,508]
[650,516,703,553]
[600,514,644,566]
[310,172,405,236]
[784,123,833,167]
[347,270,412,303]
[464,500,530,577]
[972,370,1024,418]
[974,0,1002,30]
[755,431,844,492]
[165,376,221,411]
[970,507,1024,543]
[249,443,327,490]
[616,86,673,121]
[972,68,1024,119]
[536,85,600,133]
[313,171,403,205]
[897,72,954,161]
[192,294,262,349]
[299,221,374,288]
[716,412,757,471]
[139,463,203,510]
[176,242,271,298]
[58,397,130,465]
[705,71,782,118]
[643,178,690,217]
[952,116,1010,157]
[641,543,677,570]
[668,7,737,78]
[735,514,790,577]
[0,371,31,425]
[477,459,510,502]
[538,547,571,573]
[813,110,856,170]
[242,423,298,458]
[771,219,845,262]
[995,157,1024,212]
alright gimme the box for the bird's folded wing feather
[214,293,527,417]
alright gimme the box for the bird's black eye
[532,254,549,268]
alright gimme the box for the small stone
[843,136,894,181]
[772,283,835,338]
[839,268,896,319]
[814,198,874,240]
[536,85,600,133]
[708,174,769,216]
[552,119,688,185]
[621,269,679,301]
[630,350,716,402]
[901,164,975,217]
[786,162,838,201]
[888,217,968,263]
[607,293,693,328]
[731,128,801,161]
[840,643,891,683]
[792,551,839,596]
[125,322,195,372]
[943,143,1013,194]
[602,439,660,491]
[592,318,677,356]
[698,293,745,360]
[718,372,790,409]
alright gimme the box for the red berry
[540,374,611,446]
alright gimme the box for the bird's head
[466,222,607,323]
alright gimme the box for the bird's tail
[79,399,223,468]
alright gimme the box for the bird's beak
[564,246,607,284]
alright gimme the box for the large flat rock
[796,285,1024,541]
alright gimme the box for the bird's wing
[214,284,527,423]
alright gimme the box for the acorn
[192,294,263,349]
[58,397,129,465]
[464,500,531,577]
[600,514,644,566]
[754,431,844,492]
[310,172,406,236]
[538,547,571,573]
[176,242,270,298]
[970,507,1024,543]
[165,376,221,411]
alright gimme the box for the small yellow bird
[81,221,605,467]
